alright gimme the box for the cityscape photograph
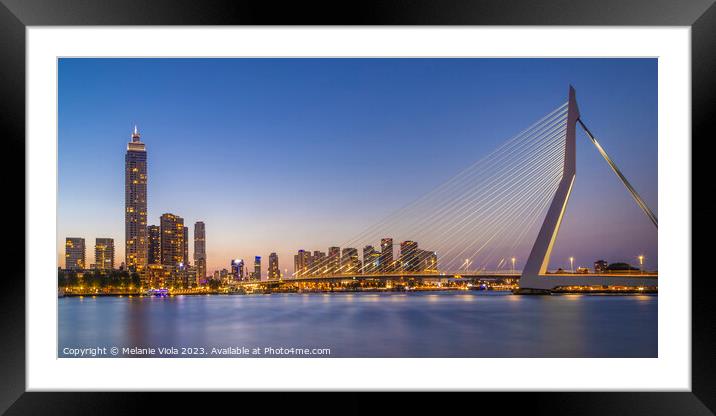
[58,58,657,358]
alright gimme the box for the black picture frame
[1,0,710,414]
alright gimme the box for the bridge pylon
[517,86,658,293]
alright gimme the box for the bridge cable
[577,118,658,228]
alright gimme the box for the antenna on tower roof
[131,124,140,141]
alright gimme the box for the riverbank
[61,286,472,297]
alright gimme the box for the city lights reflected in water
[59,291,657,358]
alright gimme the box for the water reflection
[59,292,657,358]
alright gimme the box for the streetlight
[569,257,574,273]
[638,255,644,273]
[511,257,516,274]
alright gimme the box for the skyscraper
[125,125,148,273]
[268,252,280,279]
[160,213,185,267]
[94,238,115,271]
[231,259,244,281]
[194,222,206,280]
[147,225,161,265]
[253,256,262,280]
[183,226,189,266]
[65,237,85,270]
[380,238,393,272]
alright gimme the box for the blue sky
[58,58,657,273]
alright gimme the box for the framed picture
[3,0,710,413]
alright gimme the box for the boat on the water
[145,288,169,297]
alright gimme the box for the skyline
[58,58,658,274]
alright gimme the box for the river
[58,291,657,358]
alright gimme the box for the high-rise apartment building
[65,237,85,270]
[380,238,393,272]
[268,252,280,279]
[294,250,312,277]
[312,251,326,275]
[399,240,419,272]
[341,247,360,274]
[418,250,438,272]
[146,264,170,288]
[328,246,341,275]
[363,245,380,274]
[94,238,115,271]
[183,226,189,267]
[125,125,148,272]
[160,213,185,267]
[147,225,161,265]
[194,222,206,280]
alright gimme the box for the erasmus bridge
[251,86,658,294]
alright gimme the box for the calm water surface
[59,291,657,357]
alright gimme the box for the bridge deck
[232,272,655,286]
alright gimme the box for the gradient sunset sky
[58,58,657,274]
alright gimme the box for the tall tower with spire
[125,125,148,274]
